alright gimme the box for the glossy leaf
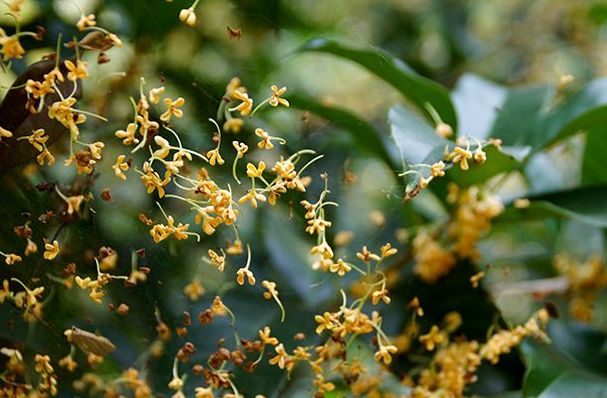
[301,38,457,129]
[499,187,607,228]
[288,94,396,169]
[452,73,507,140]
[521,339,607,398]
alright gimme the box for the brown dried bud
[116,303,129,315]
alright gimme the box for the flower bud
[179,8,196,26]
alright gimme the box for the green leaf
[449,145,526,187]
[301,38,457,129]
[389,104,524,188]
[452,74,507,140]
[535,78,607,149]
[521,340,578,397]
[488,85,551,148]
[288,94,396,169]
[582,129,607,186]
[521,338,607,398]
[538,370,607,398]
[499,187,607,228]
[530,187,607,228]
[388,104,449,166]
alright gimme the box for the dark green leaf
[499,187,607,228]
[288,94,396,169]
[582,129,607,186]
[388,104,449,165]
[488,85,550,148]
[452,73,507,140]
[301,38,457,128]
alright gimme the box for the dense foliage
[1,1,607,397]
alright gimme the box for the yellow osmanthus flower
[65,195,85,215]
[208,249,226,272]
[141,162,170,197]
[255,128,273,149]
[380,243,397,258]
[431,161,446,177]
[419,325,445,351]
[470,271,485,288]
[65,59,89,81]
[149,86,165,104]
[37,148,55,166]
[313,374,335,394]
[268,343,290,369]
[58,355,78,372]
[232,141,248,158]
[25,238,38,256]
[48,98,86,140]
[22,129,48,151]
[4,253,22,265]
[356,246,381,262]
[206,148,224,166]
[236,267,255,285]
[371,288,391,305]
[374,344,398,365]
[238,189,266,209]
[329,259,351,276]
[76,14,96,31]
[112,155,129,180]
[183,280,205,301]
[232,90,253,116]
[262,280,285,321]
[115,123,140,145]
[149,216,189,243]
[269,85,289,107]
[259,326,279,346]
[246,161,266,178]
[413,230,456,284]
[450,146,473,170]
[160,97,185,123]
[0,32,25,60]
[43,240,60,260]
[224,118,244,133]
[0,126,13,142]
[152,136,171,159]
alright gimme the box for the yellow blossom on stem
[76,14,96,31]
[246,161,266,178]
[259,326,279,346]
[255,128,274,149]
[238,189,266,209]
[43,240,60,260]
[25,238,38,256]
[419,325,445,351]
[208,249,226,272]
[65,59,88,81]
[0,34,25,60]
[0,126,13,142]
[374,344,397,365]
[451,146,472,170]
[115,123,139,145]
[160,97,185,123]
[269,85,289,107]
[4,253,22,265]
[268,343,290,369]
[206,148,224,166]
[112,155,129,180]
[232,90,253,116]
